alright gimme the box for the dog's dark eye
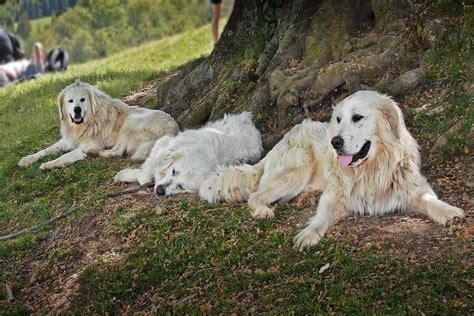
[172,168,176,176]
[336,117,341,123]
[352,114,364,123]
[80,98,85,102]
[68,99,73,103]
[177,184,183,190]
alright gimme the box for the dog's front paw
[114,171,126,183]
[39,162,55,170]
[18,155,36,167]
[293,228,322,252]
[429,206,465,226]
[114,168,144,183]
[251,206,274,220]
[114,169,137,183]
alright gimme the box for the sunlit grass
[0,24,212,239]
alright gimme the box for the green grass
[31,16,52,32]
[13,16,52,35]
[66,201,470,313]
[0,24,213,304]
[0,22,472,314]
[407,92,473,161]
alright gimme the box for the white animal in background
[18,80,179,170]
[200,91,465,251]
[114,111,263,196]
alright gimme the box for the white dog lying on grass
[18,80,179,170]
[114,112,263,196]
[200,91,465,251]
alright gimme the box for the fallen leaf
[319,263,330,274]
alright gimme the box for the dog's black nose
[73,106,81,114]
[331,136,344,150]
[155,184,166,196]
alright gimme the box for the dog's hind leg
[130,141,155,161]
[96,144,127,158]
[248,189,278,219]
[411,191,465,225]
[248,169,312,220]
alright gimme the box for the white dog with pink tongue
[200,90,464,251]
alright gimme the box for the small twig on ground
[0,203,78,241]
[0,182,154,241]
[303,103,311,118]
[304,96,323,109]
[99,182,154,198]
[204,205,238,212]
[5,283,14,301]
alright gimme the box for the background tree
[1,0,212,63]
[154,0,472,147]
[23,0,210,63]
[16,11,31,39]
[0,0,19,29]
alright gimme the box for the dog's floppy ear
[378,97,403,139]
[85,86,98,116]
[57,89,66,121]
[157,150,183,178]
[165,150,182,164]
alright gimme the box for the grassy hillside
[13,16,52,34]
[0,23,472,314]
[31,16,51,32]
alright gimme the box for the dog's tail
[199,160,265,203]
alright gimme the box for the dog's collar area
[70,114,84,125]
[351,141,371,165]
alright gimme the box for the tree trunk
[155,0,450,146]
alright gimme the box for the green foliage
[425,1,473,87]
[408,92,473,161]
[261,0,284,39]
[426,36,471,87]
[0,0,19,29]
[16,12,32,39]
[430,0,468,17]
[23,0,211,64]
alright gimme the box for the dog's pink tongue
[338,155,353,168]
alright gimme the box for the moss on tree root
[154,0,470,136]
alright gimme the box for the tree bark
[155,0,450,142]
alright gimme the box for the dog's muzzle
[155,184,167,196]
[70,106,84,124]
[70,114,84,124]
[337,141,371,167]
[352,141,371,163]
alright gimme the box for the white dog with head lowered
[114,112,263,196]
[18,80,179,170]
[200,91,465,251]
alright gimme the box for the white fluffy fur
[115,112,263,196]
[18,80,179,170]
[200,91,465,251]
[200,120,328,219]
